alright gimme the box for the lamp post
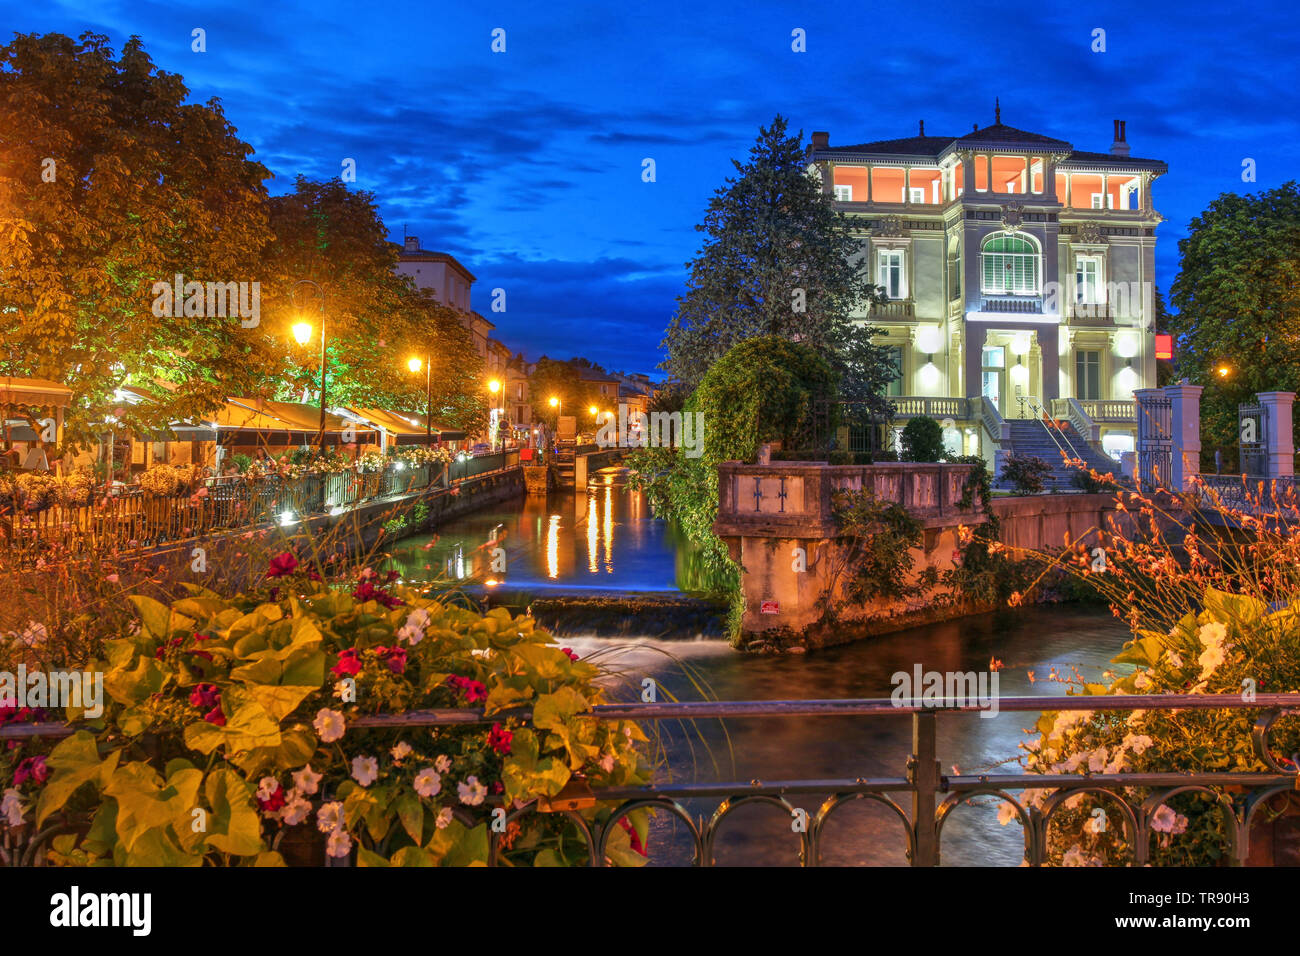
[408,355,433,444]
[488,379,502,451]
[290,279,328,455]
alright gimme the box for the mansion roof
[815,122,1166,172]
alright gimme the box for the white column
[1165,384,1203,491]
[1257,391,1296,478]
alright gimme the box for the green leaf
[203,768,265,857]
[36,731,120,826]
[395,791,424,845]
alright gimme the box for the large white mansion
[808,109,1166,465]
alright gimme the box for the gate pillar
[1256,392,1295,479]
[1166,384,1203,491]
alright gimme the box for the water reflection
[388,469,691,592]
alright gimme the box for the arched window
[980,232,1040,295]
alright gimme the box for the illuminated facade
[808,111,1167,462]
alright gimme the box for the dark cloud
[10,0,1300,373]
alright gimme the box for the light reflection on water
[389,472,1132,865]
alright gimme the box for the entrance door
[981,346,1005,414]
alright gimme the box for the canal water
[390,469,1132,866]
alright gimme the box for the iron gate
[1239,402,1268,476]
[1136,391,1172,487]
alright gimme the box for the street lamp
[408,355,433,444]
[488,379,502,451]
[290,280,328,455]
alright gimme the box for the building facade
[808,113,1167,464]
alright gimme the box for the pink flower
[487,723,513,755]
[256,782,286,814]
[203,704,227,726]
[13,756,48,787]
[189,683,220,710]
[560,647,579,662]
[447,675,487,703]
[375,645,407,675]
[267,552,299,579]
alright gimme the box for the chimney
[404,236,420,252]
[919,120,925,136]
[811,130,829,150]
[1110,120,1130,158]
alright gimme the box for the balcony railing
[1069,302,1114,322]
[869,300,915,320]
[889,396,971,421]
[5,693,1298,866]
[981,297,1043,314]
[1078,399,1136,422]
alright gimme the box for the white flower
[313,708,346,743]
[414,768,442,798]
[293,764,322,796]
[1134,671,1153,690]
[316,801,345,833]
[1121,733,1153,755]
[397,607,429,645]
[326,827,353,859]
[256,776,280,801]
[391,741,413,763]
[1087,747,1108,773]
[351,755,379,787]
[1,788,25,827]
[1198,621,1228,647]
[1198,642,1226,680]
[281,791,312,826]
[598,753,615,773]
[1062,844,1089,866]
[458,775,487,806]
[622,726,634,742]
[434,754,451,773]
[1154,806,1185,832]
[1062,751,1087,773]
[1167,651,1183,668]
[996,801,1018,826]
[435,807,454,830]
[19,621,48,647]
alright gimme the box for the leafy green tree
[527,356,607,427]
[1168,182,1300,465]
[630,336,838,642]
[0,32,276,447]
[261,177,487,433]
[900,416,944,462]
[661,116,893,411]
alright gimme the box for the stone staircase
[1001,418,1122,490]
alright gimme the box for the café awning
[222,398,377,445]
[0,377,73,409]
[344,407,466,444]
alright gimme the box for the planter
[1246,792,1300,866]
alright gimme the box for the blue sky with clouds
[12,0,1300,377]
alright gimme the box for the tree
[0,32,277,447]
[661,116,894,412]
[527,356,607,427]
[1168,182,1300,465]
[900,416,944,462]
[261,177,487,434]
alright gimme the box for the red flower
[447,675,488,703]
[618,816,648,857]
[155,635,184,659]
[267,552,299,579]
[203,704,226,726]
[352,580,405,609]
[487,723,513,755]
[375,645,408,675]
[13,755,48,787]
[257,783,286,814]
[331,648,362,677]
[561,647,579,662]
[189,683,220,710]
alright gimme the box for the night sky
[11,1,1300,378]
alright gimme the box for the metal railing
[1198,474,1300,514]
[0,455,521,563]
[5,694,1297,866]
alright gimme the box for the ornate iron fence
[5,694,1297,866]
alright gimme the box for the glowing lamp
[291,321,313,345]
